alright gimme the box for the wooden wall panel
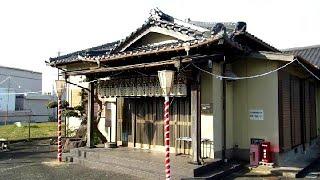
[290,76,302,146]
[309,83,317,139]
[304,82,311,143]
[117,97,191,153]
[116,98,124,142]
[278,70,292,151]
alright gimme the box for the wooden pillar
[131,99,136,147]
[87,82,94,148]
[191,73,201,164]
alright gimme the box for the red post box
[261,142,272,163]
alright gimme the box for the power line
[0,77,10,85]
[296,59,320,81]
[192,59,298,80]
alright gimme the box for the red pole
[57,97,62,162]
[164,96,171,180]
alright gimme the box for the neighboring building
[0,65,42,93]
[0,65,55,123]
[283,45,320,67]
[48,9,320,166]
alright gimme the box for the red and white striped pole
[57,96,62,162]
[55,79,65,162]
[164,96,171,180]
[158,70,174,180]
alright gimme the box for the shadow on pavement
[0,140,56,162]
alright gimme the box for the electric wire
[0,77,11,85]
[192,59,298,80]
[296,59,320,81]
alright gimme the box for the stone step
[67,148,192,179]
[67,155,191,180]
[183,162,243,180]
[71,156,162,179]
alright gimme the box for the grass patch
[0,122,65,141]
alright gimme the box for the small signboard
[201,103,213,114]
[249,109,264,121]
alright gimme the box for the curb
[7,136,58,144]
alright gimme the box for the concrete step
[70,156,162,179]
[183,161,243,180]
[67,148,192,179]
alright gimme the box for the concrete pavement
[0,140,138,180]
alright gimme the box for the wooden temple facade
[48,9,320,165]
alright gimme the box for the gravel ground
[0,140,138,180]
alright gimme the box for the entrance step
[68,155,159,179]
[67,147,196,179]
[183,160,244,180]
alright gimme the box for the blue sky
[0,0,319,92]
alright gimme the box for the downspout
[222,60,227,161]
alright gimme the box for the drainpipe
[222,61,227,161]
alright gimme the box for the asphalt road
[0,140,138,180]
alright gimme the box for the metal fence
[0,113,64,142]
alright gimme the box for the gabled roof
[85,35,244,62]
[283,45,320,67]
[110,9,210,53]
[48,8,280,66]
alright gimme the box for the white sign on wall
[249,109,264,121]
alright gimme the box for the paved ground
[0,140,138,180]
[2,140,320,179]
[227,161,320,180]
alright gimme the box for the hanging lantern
[148,77,154,97]
[142,77,149,96]
[105,84,110,97]
[129,78,136,96]
[110,81,116,97]
[124,79,131,96]
[176,76,187,96]
[154,78,161,97]
[136,78,143,96]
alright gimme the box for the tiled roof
[283,45,320,67]
[48,8,279,66]
[188,19,279,52]
[49,41,118,65]
[188,20,236,33]
[85,35,244,62]
[110,11,209,53]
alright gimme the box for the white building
[0,65,55,124]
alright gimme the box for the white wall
[0,88,15,112]
[200,62,223,158]
[231,58,279,152]
[0,66,42,94]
